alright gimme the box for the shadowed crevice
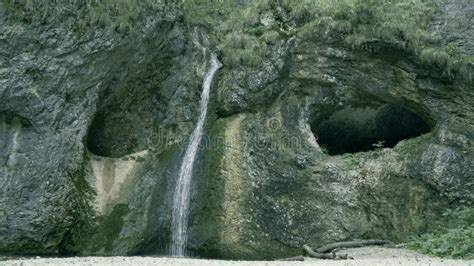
[311,104,433,155]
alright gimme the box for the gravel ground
[1,247,472,266]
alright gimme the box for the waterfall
[171,53,222,257]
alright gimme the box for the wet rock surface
[0,5,204,255]
[193,4,473,258]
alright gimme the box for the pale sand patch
[2,247,472,266]
[90,150,148,213]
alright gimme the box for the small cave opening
[86,109,142,158]
[311,104,433,155]
[86,85,164,158]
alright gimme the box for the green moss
[118,143,183,256]
[190,116,230,257]
[57,151,95,255]
[101,204,130,251]
[85,204,130,253]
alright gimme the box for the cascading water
[171,53,222,257]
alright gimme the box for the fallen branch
[303,245,336,259]
[315,240,392,253]
[277,256,305,261]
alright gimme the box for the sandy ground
[1,247,472,266]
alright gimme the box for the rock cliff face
[0,5,204,255]
[0,0,472,259]
[198,40,473,260]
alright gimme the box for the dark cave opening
[312,104,433,155]
[86,86,164,158]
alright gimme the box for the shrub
[216,0,284,68]
[409,206,474,259]
[219,32,265,67]
[421,46,473,80]
[409,181,474,259]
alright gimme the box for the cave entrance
[311,104,432,155]
[86,85,163,158]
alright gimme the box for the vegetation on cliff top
[2,0,471,80]
[215,0,471,80]
[0,0,175,32]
